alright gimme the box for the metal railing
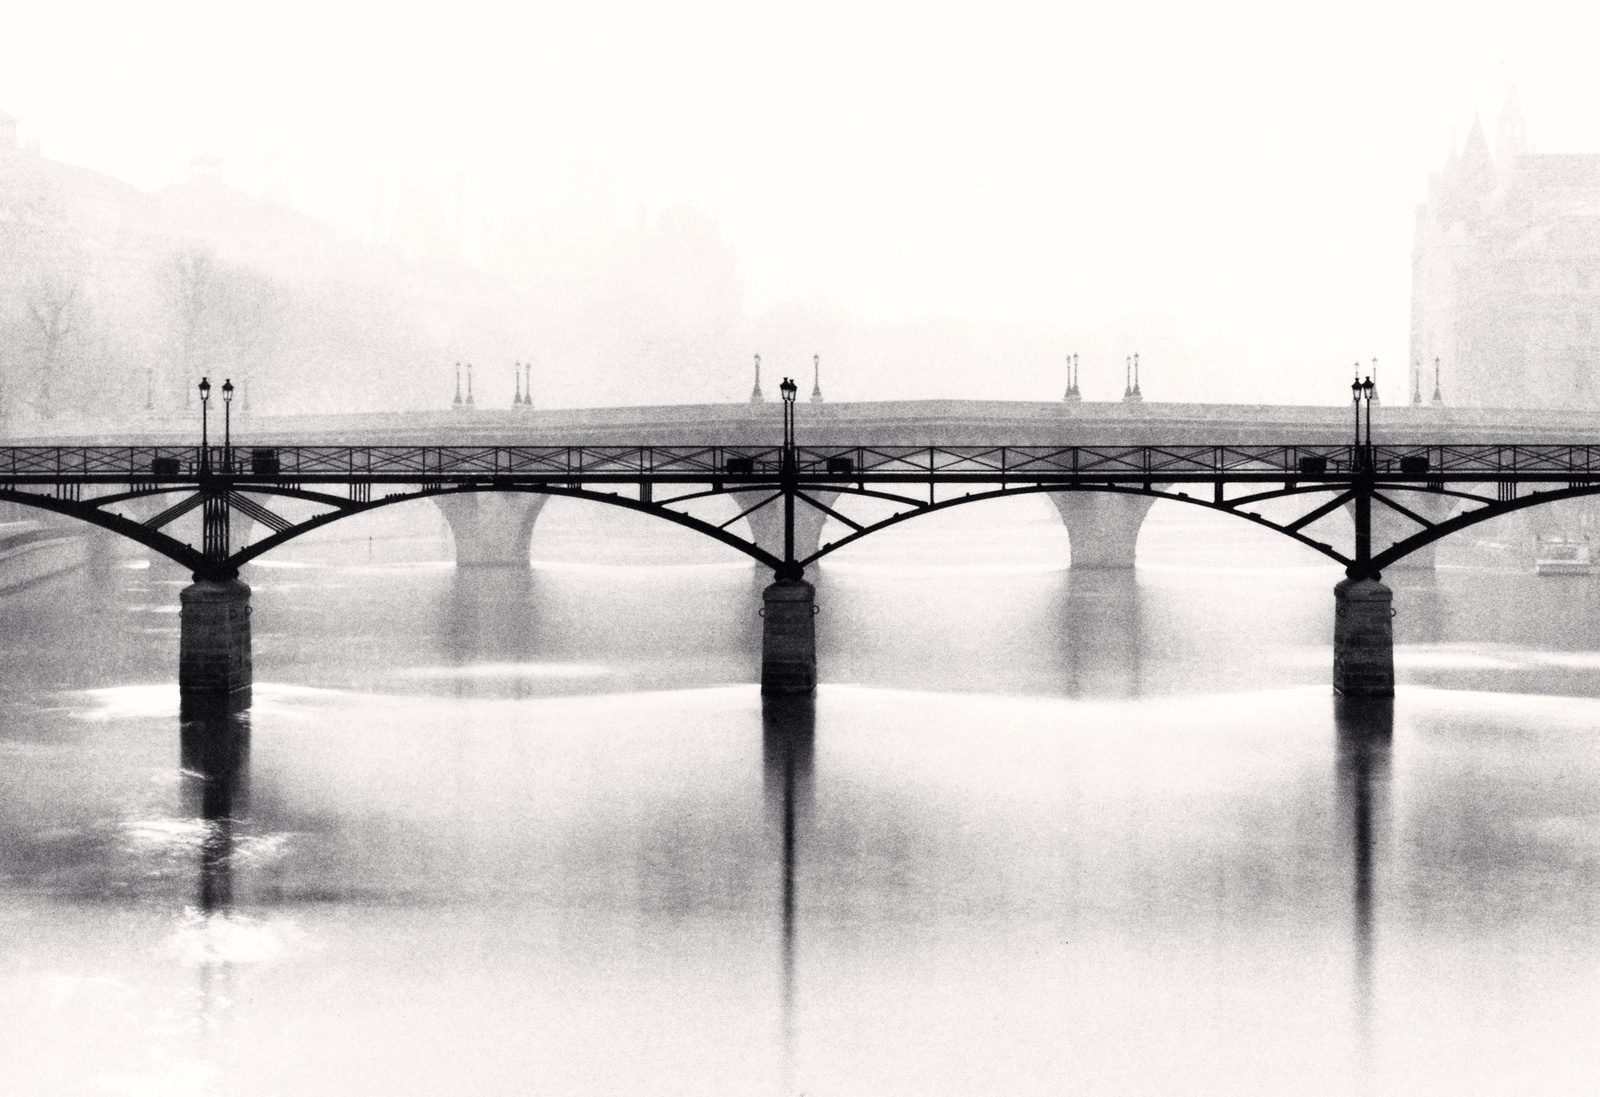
[0,444,1594,483]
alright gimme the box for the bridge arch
[0,473,1593,585]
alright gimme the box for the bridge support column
[1050,492,1158,569]
[180,579,253,699]
[435,493,548,567]
[1345,495,1457,571]
[761,577,816,695]
[1333,578,1393,698]
[743,491,838,570]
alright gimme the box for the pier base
[1333,578,1393,698]
[761,578,816,695]
[180,579,253,699]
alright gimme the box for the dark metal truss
[0,443,1595,579]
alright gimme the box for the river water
[3,495,1600,1095]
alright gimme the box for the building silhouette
[1411,88,1600,407]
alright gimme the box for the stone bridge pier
[1049,491,1159,569]
[180,578,253,702]
[433,493,549,567]
[739,490,839,570]
[1344,492,1459,571]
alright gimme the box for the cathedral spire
[1496,85,1528,163]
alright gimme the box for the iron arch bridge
[0,441,1598,579]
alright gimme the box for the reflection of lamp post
[198,377,211,472]
[221,379,234,469]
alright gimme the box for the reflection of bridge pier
[1062,570,1142,698]
[1334,697,1391,1075]
[440,568,539,698]
[762,696,814,1095]
[179,695,252,1058]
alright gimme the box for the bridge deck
[0,443,1597,485]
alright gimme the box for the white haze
[3,0,1597,407]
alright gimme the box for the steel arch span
[0,466,1588,583]
[0,441,1596,579]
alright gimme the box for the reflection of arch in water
[1334,697,1391,1072]
[1062,570,1142,699]
[762,696,814,1094]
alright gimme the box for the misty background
[0,1,1593,426]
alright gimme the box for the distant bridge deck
[33,398,1600,450]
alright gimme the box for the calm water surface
[3,497,1600,1095]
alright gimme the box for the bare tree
[24,266,82,416]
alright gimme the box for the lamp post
[1351,372,1362,449]
[1362,376,1375,452]
[780,376,797,452]
[453,362,463,407]
[221,379,234,470]
[750,354,765,404]
[514,361,523,407]
[810,354,823,403]
[780,376,798,572]
[466,363,474,407]
[198,377,211,472]
[145,369,153,412]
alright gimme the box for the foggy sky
[4,1,1595,405]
